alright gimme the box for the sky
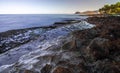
[0,0,119,14]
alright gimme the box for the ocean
[0,14,86,32]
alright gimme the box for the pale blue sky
[0,0,119,14]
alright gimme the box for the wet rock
[24,70,35,73]
[102,64,120,73]
[62,39,76,50]
[54,22,69,25]
[87,37,110,60]
[73,28,98,40]
[5,69,38,73]
[93,60,120,73]
[41,64,52,73]
[1,16,120,73]
[56,61,68,66]
[40,26,57,29]
[54,20,80,26]
[76,62,87,73]
[53,66,72,73]
[64,20,81,23]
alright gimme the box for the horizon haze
[0,0,119,14]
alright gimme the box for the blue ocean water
[0,14,86,32]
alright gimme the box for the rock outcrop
[0,16,120,73]
[87,37,110,60]
[53,66,72,73]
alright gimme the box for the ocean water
[0,14,86,32]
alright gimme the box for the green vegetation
[99,2,120,15]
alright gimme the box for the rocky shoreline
[0,16,119,73]
[0,19,81,54]
[72,16,120,73]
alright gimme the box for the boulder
[61,39,76,50]
[24,70,35,73]
[41,64,52,73]
[93,60,120,73]
[87,37,110,60]
[53,66,72,73]
[77,62,87,73]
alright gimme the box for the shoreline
[0,19,94,68]
[0,16,119,73]
[0,19,81,54]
